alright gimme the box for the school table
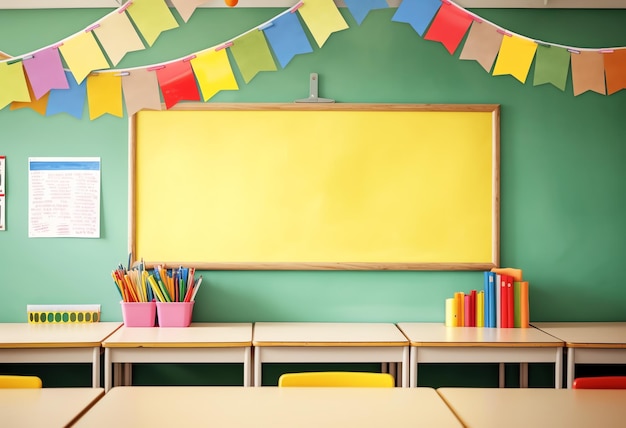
[0,322,122,388]
[437,387,626,428]
[396,323,564,388]
[101,322,253,391]
[1,387,104,427]
[532,322,626,388]
[252,322,410,387]
[72,386,462,427]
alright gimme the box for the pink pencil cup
[121,301,156,327]
[156,301,194,327]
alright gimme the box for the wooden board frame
[129,103,500,271]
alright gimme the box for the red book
[500,275,508,328]
[464,294,471,327]
[469,289,477,327]
[506,276,514,328]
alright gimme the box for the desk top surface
[532,322,626,348]
[438,387,626,428]
[1,387,104,427]
[74,386,462,428]
[103,323,253,348]
[252,322,409,347]
[0,322,122,348]
[396,323,564,347]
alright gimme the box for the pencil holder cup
[121,301,156,327]
[156,301,194,327]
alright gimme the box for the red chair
[572,376,626,389]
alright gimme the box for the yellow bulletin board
[130,103,500,271]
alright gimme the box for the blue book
[488,272,497,327]
[483,271,491,327]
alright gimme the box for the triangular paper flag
[59,31,110,84]
[0,51,10,60]
[391,0,441,37]
[121,68,162,116]
[22,47,69,100]
[0,61,30,110]
[11,77,50,115]
[170,0,207,23]
[126,0,179,47]
[459,21,503,73]
[298,0,349,48]
[424,2,473,55]
[154,60,201,109]
[533,45,570,91]
[94,11,145,66]
[344,0,388,26]
[263,11,313,68]
[604,49,626,95]
[492,35,537,84]
[87,72,123,120]
[46,70,87,119]
[571,50,606,96]
[230,30,278,84]
[190,49,238,101]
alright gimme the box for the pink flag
[22,47,69,100]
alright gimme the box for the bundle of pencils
[146,264,203,303]
[111,259,153,303]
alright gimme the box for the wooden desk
[532,322,626,388]
[102,323,253,391]
[1,387,104,427]
[397,323,564,388]
[0,322,122,387]
[73,386,462,427]
[252,322,410,387]
[438,387,626,428]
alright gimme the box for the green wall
[1,7,625,386]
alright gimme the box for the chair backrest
[278,371,395,387]
[573,376,626,389]
[0,375,43,388]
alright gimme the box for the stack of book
[444,267,530,328]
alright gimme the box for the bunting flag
[10,78,50,115]
[170,0,208,23]
[392,0,441,37]
[298,0,349,48]
[263,11,313,68]
[59,31,110,84]
[94,11,145,66]
[121,69,162,117]
[46,70,86,119]
[492,35,537,84]
[344,0,388,26]
[154,60,201,109]
[22,47,69,100]
[126,0,179,47]
[190,49,239,101]
[230,30,277,84]
[459,21,503,72]
[571,51,606,96]
[603,49,626,95]
[423,2,473,55]
[0,51,10,60]
[87,72,123,120]
[533,45,570,91]
[0,61,30,109]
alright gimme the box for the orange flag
[11,77,49,115]
[603,49,626,95]
[424,2,473,55]
[571,50,606,96]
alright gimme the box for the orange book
[519,281,530,328]
[454,292,465,327]
[491,267,523,282]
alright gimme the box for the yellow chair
[0,375,43,388]
[278,371,395,387]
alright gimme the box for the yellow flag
[191,49,239,101]
[86,72,123,120]
[59,32,110,84]
[298,0,349,47]
[0,61,30,110]
[127,0,179,47]
[492,35,537,83]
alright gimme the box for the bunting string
[0,0,624,120]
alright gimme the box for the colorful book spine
[454,292,465,327]
[506,275,514,328]
[476,290,484,327]
[495,273,502,328]
[519,281,530,328]
[445,297,457,327]
[464,294,472,327]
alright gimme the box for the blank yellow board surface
[131,103,500,270]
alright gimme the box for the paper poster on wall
[28,157,101,238]
[0,155,5,195]
[0,195,5,231]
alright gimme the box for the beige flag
[121,68,162,116]
[571,51,605,96]
[94,11,145,66]
[459,21,503,73]
[170,0,207,23]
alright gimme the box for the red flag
[154,59,200,109]
[424,2,473,55]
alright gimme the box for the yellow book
[476,291,484,327]
[445,298,457,327]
